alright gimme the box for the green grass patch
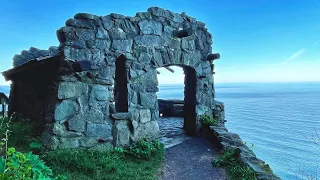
[212,148,257,180]
[42,146,164,180]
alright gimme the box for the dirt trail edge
[158,137,227,180]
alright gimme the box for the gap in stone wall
[114,55,128,112]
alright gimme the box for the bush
[212,148,257,180]
[125,138,164,159]
[201,115,218,126]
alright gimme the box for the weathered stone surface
[58,137,80,149]
[90,85,109,101]
[132,121,159,141]
[96,28,109,39]
[79,138,97,147]
[138,20,163,35]
[68,117,86,132]
[181,38,196,51]
[134,35,165,47]
[101,16,114,30]
[55,100,78,122]
[111,40,133,52]
[139,92,157,108]
[111,112,131,120]
[86,122,112,140]
[139,109,151,123]
[58,82,88,99]
[113,120,130,146]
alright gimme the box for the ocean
[157,82,320,180]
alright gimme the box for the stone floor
[157,117,192,149]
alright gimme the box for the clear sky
[0,0,319,85]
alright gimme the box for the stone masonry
[3,7,223,150]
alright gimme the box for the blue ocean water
[157,82,320,180]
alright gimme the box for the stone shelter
[2,7,224,150]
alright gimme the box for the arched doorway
[156,65,197,137]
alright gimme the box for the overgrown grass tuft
[42,143,164,180]
[212,148,257,180]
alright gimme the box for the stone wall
[42,6,219,149]
[158,99,184,117]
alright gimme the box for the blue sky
[0,0,319,85]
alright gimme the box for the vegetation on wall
[212,148,257,180]
[201,115,218,126]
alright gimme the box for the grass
[212,148,257,180]
[42,148,164,180]
[0,116,165,180]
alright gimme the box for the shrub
[201,115,218,126]
[125,138,164,160]
[212,148,257,180]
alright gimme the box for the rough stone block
[86,122,112,140]
[132,121,159,141]
[111,39,133,52]
[58,82,88,99]
[55,100,79,122]
[134,35,165,47]
[138,20,163,35]
[139,109,151,123]
[79,138,97,147]
[101,16,114,30]
[111,112,131,120]
[139,92,157,108]
[58,137,80,149]
[68,117,86,132]
[113,120,130,146]
[181,39,196,51]
[90,85,109,101]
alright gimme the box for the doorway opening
[156,65,196,147]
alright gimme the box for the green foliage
[0,116,42,153]
[212,149,257,180]
[201,115,218,126]
[0,148,66,180]
[0,116,65,180]
[41,140,165,180]
[125,138,164,159]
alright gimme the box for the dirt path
[158,137,227,180]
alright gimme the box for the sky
[0,0,319,85]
